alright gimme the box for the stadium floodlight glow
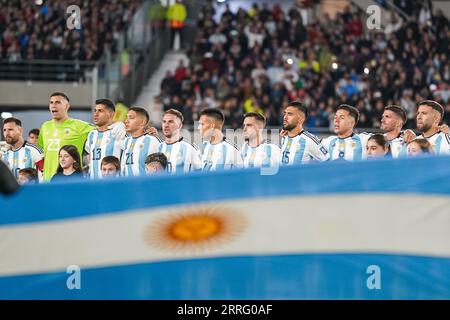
[364,67,370,75]
[286,58,293,65]
[1,112,13,119]
[332,62,338,70]
[430,84,437,91]
[217,0,226,3]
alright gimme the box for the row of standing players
[1,93,450,184]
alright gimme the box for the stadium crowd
[0,0,142,62]
[158,1,450,131]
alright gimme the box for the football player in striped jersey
[241,112,281,172]
[2,117,44,179]
[280,101,329,165]
[322,104,371,161]
[198,108,243,171]
[159,109,202,173]
[84,99,126,179]
[121,107,161,177]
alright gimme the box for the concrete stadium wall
[0,81,95,109]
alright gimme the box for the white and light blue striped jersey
[2,141,44,178]
[386,132,408,158]
[241,141,281,169]
[201,138,243,171]
[84,129,124,179]
[280,130,329,165]
[322,132,371,161]
[418,131,450,155]
[159,138,202,174]
[121,134,161,177]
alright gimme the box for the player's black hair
[50,92,70,103]
[418,100,444,122]
[200,108,225,125]
[287,101,308,119]
[336,104,360,124]
[95,99,116,112]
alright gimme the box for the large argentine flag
[0,156,449,299]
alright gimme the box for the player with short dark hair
[121,107,161,176]
[39,92,95,181]
[84,98,126,179]
[381,105,409,158]
[416,100,449,155]
[280,101,329,165]
[241,112,281,169]
[322,104,371,161]
[159,109,202,173]
[198,108,243,171]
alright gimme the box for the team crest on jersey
[65,128,71,135]
[144,206,247,252]
[351,141,356,149]
[53,129,58,137]
[139,144,144,149]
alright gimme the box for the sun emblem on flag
[144,206,247,252]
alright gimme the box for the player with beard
[280,101,329,165]
[241,112,281,169]
[415,100,450,155]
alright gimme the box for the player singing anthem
[322,104,371,161]
[380,105,409,158]
[159,109,202,173]
[121,107,161,177]
[198,108,243,171]
[241,112,281,169]
[416,100,450,155]
[280,101,329,165]
[84,99,126,179]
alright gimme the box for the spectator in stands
[167,0,187,50]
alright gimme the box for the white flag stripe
[0,194,449,277]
